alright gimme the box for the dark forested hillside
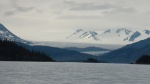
[135,55,150,64]
[98,38,150,63]
[65,46,109,52]
[0,39,55,61]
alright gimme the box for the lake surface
[0,62,150,84]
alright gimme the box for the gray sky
[0,0,150,41]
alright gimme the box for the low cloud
[63,0,76,5]
[103,7,137,14]
[57,15,101,19]
[4,11,15,16]
[4,0,36,16]
[63,0,137,14]
[63,1,116,11]
[11,0,35,12]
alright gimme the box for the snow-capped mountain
[66,29,100,43]
[144,30,150,35]
[99,28,134,44]
[66,28,150,44]
[0,23,31,44]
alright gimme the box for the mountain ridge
[66,29,100,42]
[66,28,150,44]
[0,23,32,44]
[98,37,150,63]
[65,46,110,52]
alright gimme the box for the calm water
[0,62,150,84]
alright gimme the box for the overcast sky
[0,0,150,41]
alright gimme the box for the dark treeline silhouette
[84,58,99,63]
[0,39,55,62]
[135,55,150,64]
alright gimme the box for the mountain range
[66,28,150,44]
[1,23,150,63]
[2,22,149,46]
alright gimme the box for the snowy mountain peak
[66,29,100,42]
[129,31,141,41]
[66,28,150,44]
[144,30,150,35]
[116,28,133,35]
[76,29,84,33]
[0,24,21,41]
[102,28,133,35]
[101,28,134,37]
[0,23,32,44]
[0,23,9,32]
[103,29,111,34]
[80,31,100,41]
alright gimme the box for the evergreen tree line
[0,39,55,62]
[135,55,150,64]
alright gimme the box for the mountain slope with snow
[0,23,31,44]
[99,28,134,44]
[66,28,150,44]
[66,29,100,43]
